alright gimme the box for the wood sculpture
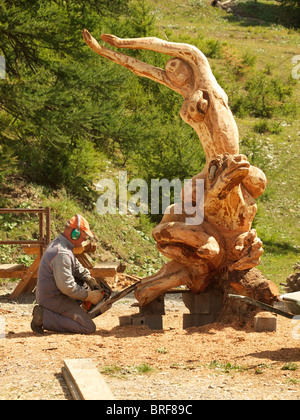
[82,30,279,308]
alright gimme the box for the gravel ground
[0,283,300,400]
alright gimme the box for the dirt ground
[0,282,299,401]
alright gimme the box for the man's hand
[87,289,104,305]
[85,276,98,290]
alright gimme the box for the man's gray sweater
[36,233,90,304]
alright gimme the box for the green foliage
[222,45,257,79]
[282,362,298,371]
[103,0,155,38]
[156,347,168,354]
[253,120,282,135]
[0,0,131,198]
[230,72,297,118]
[0,144,17,183]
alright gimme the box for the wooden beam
[90,262,126,278]
[62,359,114,400]
[9,250,41,299]
[0,264,26,272]
[0,264,27,280]
[22,246,40,255]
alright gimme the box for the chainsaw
[81,280,112,312]
[87,281,141,319]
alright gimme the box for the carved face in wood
[204,153,257,233]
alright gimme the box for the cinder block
[144,315,163,330]
[119,315,132,326]
[254,313,277,332]
[140,294,165,316]
[130,314,163,330]
[182,291,223,314]
[182,292,211,314]
[183,313,216,329]
[210,291,223,313]
[131,314,145,326]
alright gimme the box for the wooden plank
[0,270,27,279]
[0,264,26,272]
[77,254,93,269]
[90,261,126,278]
[22,246,40,255]
[62,367,82,400]
[63,359,114,400]
[73,242,97,255]
[0,264,27,280]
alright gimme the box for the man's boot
[31,305,44,334]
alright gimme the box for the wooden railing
[0,207,51,299]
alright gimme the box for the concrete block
[183,313,216,329]
[210,291,223,313]
[182,291,223,314]
[140,294,165,316]
[130,314,163,330]
[254,313,277,332]
[182,292,210,314]
[144,315,163,330]
[119,315,132,326]
[131,314,146,326]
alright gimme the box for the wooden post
[9,248,41,299]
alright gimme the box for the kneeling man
[31,214,103,334]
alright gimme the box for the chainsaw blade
[88,281,141,319]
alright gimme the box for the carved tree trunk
[82,31,279,309]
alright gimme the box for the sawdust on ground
[0,282,299,401]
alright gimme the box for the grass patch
[282,362,298,371]
[254,363,273,374]
[155,347,168,354]
[208,360,247,373]
[100,363,154,379]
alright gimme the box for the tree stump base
[217,267,279,325]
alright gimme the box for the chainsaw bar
[228,294,295,319]
[88,281,141,319]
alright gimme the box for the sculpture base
[119,268,279,330]
[182,290,223,329]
